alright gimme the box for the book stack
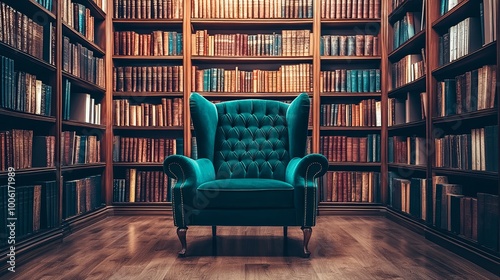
[388,92,426,126]
[63,175,102,219]
[393,12,423,50]
[63,37,106,87]
[113,98,184,127]
[61,131,101,166]
[320,99,382,127]
[388,136,426,165]
[61,0,96,42]
[320,34,379,56]
[320,135,381,163]
[320,171,380,202]
[114,31,183,56]
[114,66,183,92]
[0,56,53,117]
[322,0,381,19]
[63,81,102,124]
[438,17,482,66]
[192,30,312,56]
[114,0,183,19]
[113,169,173,202]
[112,136,177,162]
[391,53,425,89]
[0,130,33,170]
[320,69,381,93]
[390,177,428,219]
[191,0,313,18]
[191,64,313,93]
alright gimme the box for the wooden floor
[8,215,498,279]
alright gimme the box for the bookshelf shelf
[388,120,426,131]
[113,91,184,97]
[62,120,106,130]
[62,72,106,93]
[112,202,171,206]
[321,92,382,98]
[197,92,312,98]
[0,167,56,178]
[113,126,184,131]
[432,0,475,31]
[432,168,498,180]
[320,19,381,27]
[191,56,313,62]
[112,19,183,26]
[0,41,56,72]
[388,75,426,97]
[113,55,183,61]
[388,163,427,172]
[62,23,105,56]
[388,0,423,24]
[190,18,313,27]
[432,42,497,78]
[61,163,106,173]
[320,126,381,131]
[432,108,498,124]
[81,0,106,20]
[113,163,163,167]
[328,162,381,167]
[0,108,56,123]
[388,30,425,62]
[320,56,382,62]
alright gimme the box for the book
[320,171,380,202]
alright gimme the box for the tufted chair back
[190,92,310,181]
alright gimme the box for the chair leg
[283,226,288,238]
[177,227,188,257]
[301,227,312,258]
[212,226,217,237]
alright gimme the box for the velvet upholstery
[163,92,328,230]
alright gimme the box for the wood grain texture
[9,216,497,279]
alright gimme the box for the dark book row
[0,55,53,117]
[114,65,183,92]
[438,17,482,66]
[320,134,381,163]
[320,69,381,93]
[63,36,106,88]
[113,170,172,202]
[62,0,96,42]
[439,0,464,16]
[434,125,498,172]
[320,34,379,57]
[114,0,183,19]
[388,136,426,166]
[61,131,101,166]
[63,175,102,219]
[392,12,423,50]
[0,130,33,170]
[114,31,183,56]
[113,97,184,127]
[319,171,380,202]
[436,65,497,117]
[191,0,312,19]
[391,53,425,90]
[321,0,381,19]
[320,99,382,127]
[112,136,178,163]
[0,182,59,246]
[0,2,56,65]
[389,175,499,252]
[192,64,313,93]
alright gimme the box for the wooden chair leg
[177,227,188,257]
[301,227,312,258]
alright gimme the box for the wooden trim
[318,204,386,216]
[388,30,426,61]
[0,109,56,123]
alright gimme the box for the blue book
[362,70,369,92]
[346,70,351,92]
[393,21,400,49]
[357,70,363,93]
[79,136,87,164]
[376,134,381,162]
[388,137,394,163]
[177,33,183,55]
[367,135,373,162]
[203,70,209,91]
[319,37,324,56]
[169,32,174,56]
[277,35,282,56]
[375,69,381,92]
[331,36,339,56]
[46,85,52,116]
[351,70,358,92]
[347,36,355,56]
[333,104,338,126]
[369,69,376,92]
[440,0,448,15]
[210,68,218,92]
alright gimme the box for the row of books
[319,171,380,202]
[191,64,313,93]
[0,182,59,245]
[114,66,183,92]
[191,0,313,19]
[0,3,55,64]
[0,130,33,170]
[319,69,381,93]
[34,0,54,12]
[392,12,423,50]
[438,17,481,66]
[321,0,381,19]
[480,0,497,45]
[63,175,102,219]
[92,0,107,12]
[113,170,173,202]
[434,125,498,172]
[113,98,184,127]
[320,135,381,163]
[389,175,499,252]
[192,30,312,57]
[62,36,106,88]
[32,136,56,168]
[113,0,183,19]
[388,136,426,166]
[114,31,183,56]
[320,34,379,57]
[63,81,102,125]
[112,137,178,162]
[391,53,425,90]
[436,65,497,117]
[320,99,382,127]
[0,56,53,117]
[61,0,96,42]
[439,0,464,15]
[61,131,101,166]
[388,92,426,126]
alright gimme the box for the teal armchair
[163,92,328,257]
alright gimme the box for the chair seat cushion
[197,179,294,209]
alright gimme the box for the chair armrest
[163,155,216,227]
[285,154,328,227]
